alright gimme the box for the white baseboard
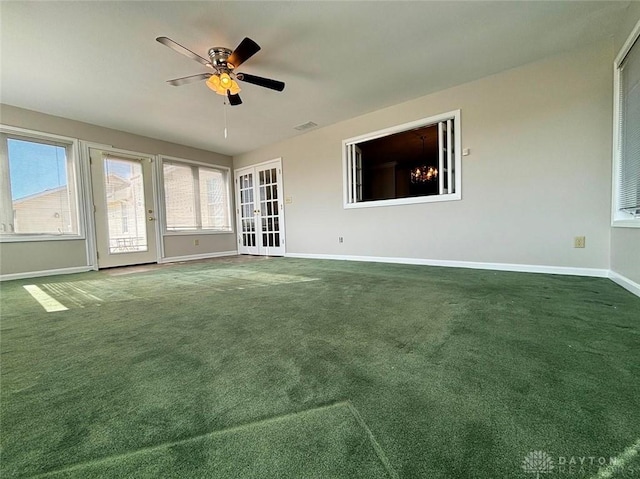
[609,271,640,298]
[159,250,238,264]
[0,252,239,281]
[0,266,93,282]
[2,253,636,300]
[284,252,610,278]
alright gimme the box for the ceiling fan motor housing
[208,47,233,70]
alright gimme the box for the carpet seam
[346,400,400,479]
[26,401,358,478]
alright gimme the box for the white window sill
[345,192,461,209]
[0,234,85,243]
[163,229,234,236]
[611,218,640,228]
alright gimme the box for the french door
[234,159,285,256]
[89,146,158,268]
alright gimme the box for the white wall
[611,229,640,285]
[0,105,237,277]
[234,41,614,272]
[610,3,640,286]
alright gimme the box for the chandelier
[411,136,438,184]
[411,165,438,183]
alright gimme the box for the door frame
[80,141,163,269]
[234,157,286,256]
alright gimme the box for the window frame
[158,155,233,235]
[0,125,85,242]
[342,110,462,209]
[612,18,640,228]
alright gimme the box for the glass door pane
[103,157,148,254]
[255,162,285,255]
[236,170,258,254]
[259,167,281,249]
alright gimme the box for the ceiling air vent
[294,121,318,131]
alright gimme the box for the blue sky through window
[8,139,67,200]
[7,139,143,201]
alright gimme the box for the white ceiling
[0,1,629,156]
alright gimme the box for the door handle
[148,217,155,221]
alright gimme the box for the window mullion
[438,121,445,195]
[446,119,453,194]
[193,166,203,229]
[0,135,14,233]
[347,144,354,204]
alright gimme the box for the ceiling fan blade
[227,37,260,69]
[236,73,285,92]
[227,91,242,106]
[166,73,212,86]
[156,36,212,68]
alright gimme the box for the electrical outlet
[194,239,200,246]
[574,236,585,248]
[339,237,344,243]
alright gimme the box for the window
[613,19,640,227]
[161,158,231,232]
[344,110,461,208]
[0,126,81,239]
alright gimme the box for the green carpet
[35,402,394,479]
[1,257,639,478]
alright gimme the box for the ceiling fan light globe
[206,74,221,91]
[229,81,241,95]
[206,74,242,96]
[219,73,232,87]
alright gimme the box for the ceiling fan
[156,36,285,106]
